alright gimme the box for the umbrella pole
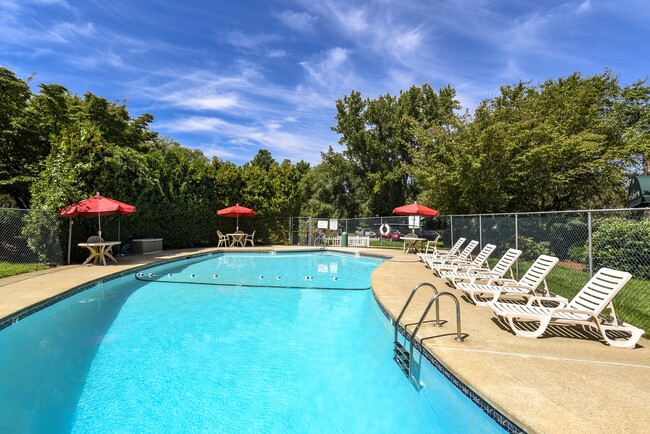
[98,214,102,239]
[67,219,73,265]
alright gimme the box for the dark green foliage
[591,217,650,279]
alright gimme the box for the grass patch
[0,262,48,279]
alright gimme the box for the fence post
[450,215,454,246]
[308,217,312,246]
[67,219,73,264]
[514,214,519,278]
[478,214,482,248]
[587,211,594,278]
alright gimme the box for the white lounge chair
[430,244,496,276]
[487,268,644,348]
[217,230,228,247]
[456,255,559,306]
[418,237,465,263]
[440,248,522,288]
[424,240,478,268]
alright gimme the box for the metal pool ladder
[393,283,465,386]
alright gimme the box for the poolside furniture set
[422,238,645,349]
[217,230,255,247]
[78,235,121,266]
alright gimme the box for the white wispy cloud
[161,115,332,163]
[47,22,95,43]
[578,0,592,13]
[275,10,318,33]
[300,47,350,88]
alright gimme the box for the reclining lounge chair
[423,240,478,269]
[440,248,522,288]
[430,244,496,276]
[455,255,559,306]
[487,268,645,348]
[418,237,465,263]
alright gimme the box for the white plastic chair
[217,230,228,248]
[245,230,255,247]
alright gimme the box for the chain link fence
[0,208,64,284]
[445,208,650,332]
[288,208,650,333]
[2,205,648,332]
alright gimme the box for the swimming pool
[0,251,506,432]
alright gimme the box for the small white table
[402,236,426,254]
[227,233,247,247]
[78,241,121,266]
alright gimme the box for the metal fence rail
[0,208,64,283]
[289,208,649,333]
[1,205,647,333]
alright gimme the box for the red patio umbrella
[216,204,257,231]
[393,202,439,234]
[392,202,439,216]
[58,193,136,263]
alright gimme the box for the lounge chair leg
[599,324,644,349]
[506,316,550,338]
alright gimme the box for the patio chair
[487,268,644,348]
[455,255,559,306]
[430,244,496,276]
[422,234,440,255]
[87,235,104,243]
[245,230,255,247]
[440,248,522,288]
[418,237,465,262]
[423,240,478,269]
[217,230,228,248]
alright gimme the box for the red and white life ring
[379,223,391,236]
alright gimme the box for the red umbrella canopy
[57,193,136,218]
[216,205,257,231]
[215,205,257,218]
[392,203,439,216]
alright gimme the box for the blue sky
[1,0,649,165]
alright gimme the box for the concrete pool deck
[1,246,648,433]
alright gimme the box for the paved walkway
[1,247,648,433]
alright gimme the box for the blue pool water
[0,252,505,433]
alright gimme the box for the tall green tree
[332,84,461,216]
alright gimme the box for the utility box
[132,238,163,254]
[341,232,348,247]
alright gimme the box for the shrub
[592,217,650,279]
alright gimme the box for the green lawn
[0,262,48,279]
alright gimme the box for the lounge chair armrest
[551,307,597,318]
[486,277,517,285]
[463,267,491,274]
[498,283,536,291]
[526,295,569,307]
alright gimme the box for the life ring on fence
[379,223,391,236]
